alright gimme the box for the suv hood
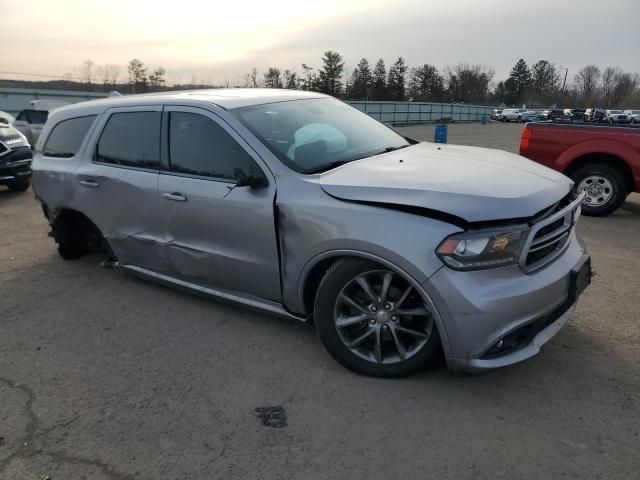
[316,142,572,223]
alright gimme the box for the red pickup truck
[519,123,640,216]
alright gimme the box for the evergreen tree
[283,70,298,89]
[531,60,560,103]
[507,59,532,104]
[387,57,408,100]
[350,58,372,100]
[149,67,166,90]
[408,64,444,101]
[318,51,345,96]
[127,59,148,93]
[371,59,387,100]
[263,68,283,88]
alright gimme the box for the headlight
[436,229,527,271]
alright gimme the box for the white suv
[501,109,525,122]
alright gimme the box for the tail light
[519,126,532,153]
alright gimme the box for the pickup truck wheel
[314,258,440,377]
[571,164,628,216]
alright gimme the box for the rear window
[95,112,161,169]
[43,116,96,158]
[17,110,49,124]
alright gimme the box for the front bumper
[0,146,32,184]
[424,232,588,373]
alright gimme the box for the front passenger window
[168,112,261,181]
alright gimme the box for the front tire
[314,258,440,377]
[571,163,628,216]
[7,178,30,192]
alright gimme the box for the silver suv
[32,90,591,377]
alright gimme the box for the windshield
[231,98,409,173]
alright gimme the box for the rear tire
[53,212,105,260]
[7,178,30,192]
[314,258,440,377]
[570,163,628,216]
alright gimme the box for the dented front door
[157,106,281,302]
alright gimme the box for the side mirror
[234,169,268,188]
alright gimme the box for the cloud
[1,0,638,84]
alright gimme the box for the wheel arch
[563,152,635,193]
[298,250,453,358]
[51,207,106,248]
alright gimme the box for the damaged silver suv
[32,90,591,377]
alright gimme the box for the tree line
[4,54,639,108]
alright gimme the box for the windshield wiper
[377,144,411,155]
[302,160,355,174]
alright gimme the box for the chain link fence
[347,101,494,124]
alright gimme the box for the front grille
[521,193,583,271]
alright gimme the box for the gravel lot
[1,123,638,480]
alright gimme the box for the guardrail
[347,101,494,124]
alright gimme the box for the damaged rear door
[157,106,281,302]
[75,106,166,271]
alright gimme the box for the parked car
[584,108,606,123]
[624,109,640,124]
[604,109,629,124]
[501,108,526,122]
[32,90,591,377]
[490,109,503,121]
[519,110,545,122]
[0,110,16,125]
[520,122,640,216]
[543,109,565,121]
[0,116,32,191]
[13,109,49,147]
[563,109,586,121]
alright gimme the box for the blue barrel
[480,115,488,125]
[434,124,448,144]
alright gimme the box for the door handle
[162,192,187,202]
[79,179,100,188]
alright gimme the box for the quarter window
[168,112,260,181]
[96,112,161,169]
[43,115,96,158]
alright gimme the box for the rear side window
[96,112,161,169]
[43,115,96,158]
[168,112,260,181]
[18,110,48,124]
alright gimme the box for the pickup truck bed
[519,123,640,216]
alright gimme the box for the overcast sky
[1,0,638,85]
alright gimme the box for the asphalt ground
[1,123,638,479]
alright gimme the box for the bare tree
[95,64,120,88]
[75,60,95,89]
[573,65,601,105]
